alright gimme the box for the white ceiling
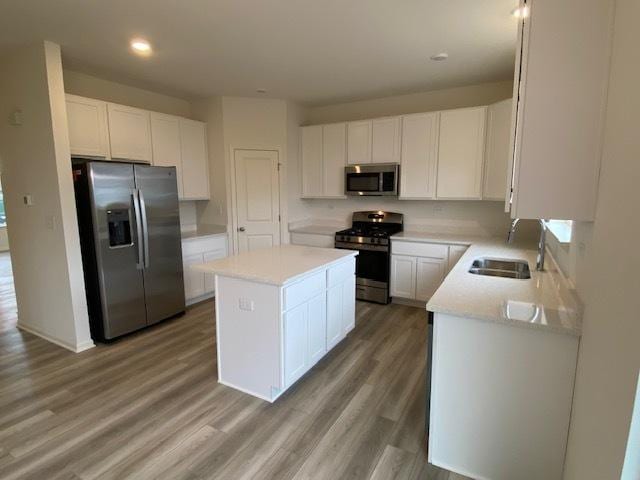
[0,0,519,106]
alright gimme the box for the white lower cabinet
[181,234,228,304]
[415,257,447,302]
[390,255,416,299]
[284,302,309,387]
[282,258,355,389]
[390,240,469,302]
[308,293,328,365]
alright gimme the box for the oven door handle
[334,241,389,252]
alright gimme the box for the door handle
[138,189,150,268]
[132,189,144,269]
[237,227,246,232]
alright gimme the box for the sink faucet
[507,218,547,271]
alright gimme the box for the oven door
[334,242,390,303]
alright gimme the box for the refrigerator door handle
[139,188,150,268]
[132,189,144,270]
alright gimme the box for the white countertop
[197,245,358,286]
[392,231,489,246]
[426,238,582,337]
[181,225,227,241]
[289,224,344,236]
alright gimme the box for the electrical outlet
[23,194,34,206]
[239,298,254,311]
[434,204,444,213]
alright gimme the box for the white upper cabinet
[436,106,487,200]
[300,124,346,198]
[371,117,401,164]
[483,99,513,201]
[150,113,184,197]
[66,94,110,158]
[399,112,439,199]
[322,123,347,197]
[301,125,323,197]
[180,119,210,200]
[107,103,152,162]
[509,0,613,220]
[347,120,372,165]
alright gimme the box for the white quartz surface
[392,231,489,245]
[289,224,344,236]
[197,244,357,286]
[181,224,227,240]
[426,238,582,336]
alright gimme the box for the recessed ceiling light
[256,88,267,94]
[130,39,152,55]
[430,53,449,61]
[511,5,530,18]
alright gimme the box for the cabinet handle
[237,227,246,232]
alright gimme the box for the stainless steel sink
[468,258,531,279]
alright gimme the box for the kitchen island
[199,245,358,402]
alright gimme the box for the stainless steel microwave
[345,163,399,196]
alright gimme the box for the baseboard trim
[17,322,95,353]
[186,292,215,306]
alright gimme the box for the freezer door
[87,162,147,338]
[134,165,185,324]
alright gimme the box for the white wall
[305,80,513,124]
[0,41,93,352]
[191,96,292,249]
[563,0,640,476]
[63,69,192,117]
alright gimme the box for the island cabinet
[206,246,357,402]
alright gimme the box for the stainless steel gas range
[334,211,403,304]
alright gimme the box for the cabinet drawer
[391,241,448,259]
[284,271,326,311]
[327,258,355,287]
[182,235,227,256]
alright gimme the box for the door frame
[226,146,286,254]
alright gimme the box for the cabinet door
[150,113,184,198]
[371,117,401,164]
[307,293,327,365]
[483,99,512,201]
[390,255,416,299]
[301,125,323,197]
[326,284,345,350]
[342,275,356,334]
[183,253,205,300]
[436,107,487,199]
[284,302,309,387]
[322,123,346,197]
[107,103,152,162]
[347,121,372,165]
[66,95,110,158]
[203,248,227,294]
[180,119,210,200]
[447,245,468,273]
[415,258,446,302]
[510,0,611,221]
[399,112,439,199]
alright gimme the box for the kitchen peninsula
[199,245,358,402]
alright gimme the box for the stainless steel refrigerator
[73,160,185,341]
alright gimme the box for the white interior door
[234,149,281,253]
